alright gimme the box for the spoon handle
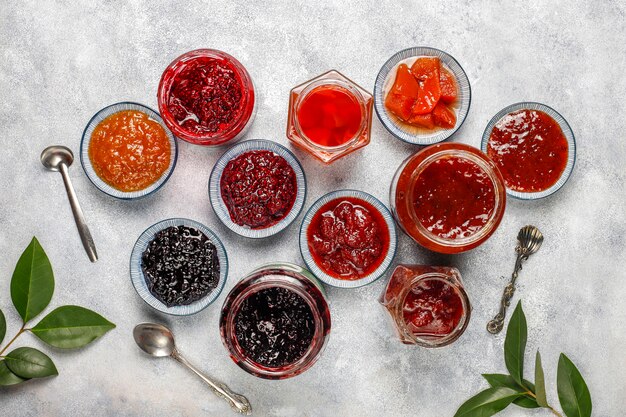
[172,350,252,415]
[59,164,98,262]
[487,251,527,334]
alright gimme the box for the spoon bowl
[133,322,175,357]
[41,145,74,171]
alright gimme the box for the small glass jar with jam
[380,264,471,347]
[287,70,373,163]
[219,263,331,379]
[158,49,256,146]
[390,142,506,254]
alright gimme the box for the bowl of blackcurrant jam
[219,263,331,379]
[158,49,256,146]
[130,218,228,316]
[380,264,471,347]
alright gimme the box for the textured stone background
[1,1,625,416]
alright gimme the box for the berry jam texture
[307,197,389,280]
[166,56,244,136]
[402,278,464,336]
[89,110,171,192]
[487,109,568,192]
[220,150,298,229]
[234,287,314,368]
[297,85,363,147]
[141,225,220,307]
[412,156,496,240]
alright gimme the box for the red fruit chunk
[410,58,441,115]
[408,113,435,129]
[432,102,456,129]
[384,64,420,121]
[439,67,458,104]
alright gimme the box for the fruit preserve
[158,49,255,146]
[220,263,331,379]
[390,143,506,254]
[380,264,470,347]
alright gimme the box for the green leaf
[5,347,58,378]
[535,351,548,407]
[0,309,6,345]
[31,305,116,349]
[0,360,28,386]
[504,301,527,386]
[10,237,54,323]
[557,353,592,417]
[482,373,539,408]
[454,386,523,417]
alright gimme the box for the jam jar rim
[299,189,398,288]
[208,139,307,239]
[480,101,576,200]
[392,143,506,253]
[292,75,368,152]
[219,263,331,379]
[157,48,256,146]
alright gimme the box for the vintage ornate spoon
[133,323,252,415]
[487,225,543,334]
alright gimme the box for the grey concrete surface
[1,1,624,416]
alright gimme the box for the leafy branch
[0,237,115,386]
[454,302,591,417]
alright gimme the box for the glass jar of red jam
[380,264,471,347]
[158,49,255,146]
[287,70,373,164]
[390,143,506,254]
[219,263,331,379]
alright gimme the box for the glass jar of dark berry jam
[219,263,331,379]
[158,49,256,146]
[380,264,471,347]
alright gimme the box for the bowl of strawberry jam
[374,47,471,145]
[209,139,306,238]
[481,102,576,199]
[220,263,331,379]
[300,190,397,288]
[390,143,506,254]
[158,49,255,146]
[380,265,471,347]
[287,70,373,164]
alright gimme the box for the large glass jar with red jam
[158,49,255,146]
[380,264,471,347]
[390,143,506,254]
[219,263,331,379]
[287,70,373,164]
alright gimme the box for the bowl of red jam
[380,264,471,347]
[481,102,576,199]
[390,143,506,254]
[209,139,306,238]
[80,102,178,199]
[374,47,471,145]
[157,49,255,146]
[299,190,397,288]
[219,263,331,379]
[287,70,373,164]
[130,218,228,316]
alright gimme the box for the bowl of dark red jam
[299,190,397,288]
[219,263,331,379]
[481,102,576,200]
[130,218,228,315]
[158,49,256,146]
[390,143,506,254]
[209,139,306,238]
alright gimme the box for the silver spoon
[487,225,543,334]
[40,146,98,262]
[133,323,252,415]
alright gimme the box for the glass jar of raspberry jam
[287,70,373,164]
[158,49,256,146]
[380,264,471,347]
[390,143,506,254]
[219,263,331,379]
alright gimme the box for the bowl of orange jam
[80,102,178,199]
